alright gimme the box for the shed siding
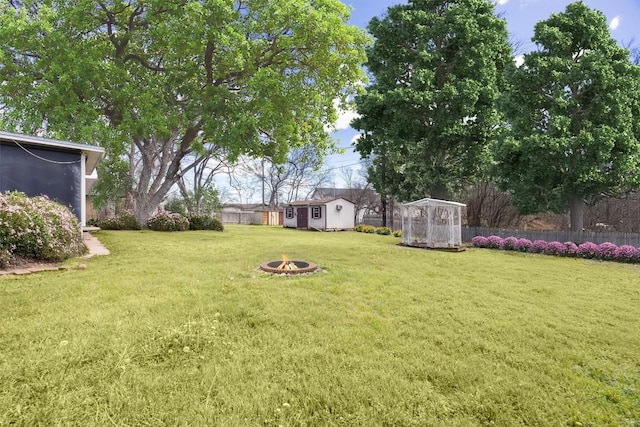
[325,200,355,229]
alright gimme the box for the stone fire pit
[259,256,318,275]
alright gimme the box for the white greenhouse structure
[400,198,466,249]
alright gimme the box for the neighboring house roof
[0,130,105,174]
[288,197,353,206]
[312,187,377,199]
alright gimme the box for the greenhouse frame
[400,198,466,249]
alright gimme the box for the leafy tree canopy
[0,0,368,223]
[494,1,640,231]
[352,0,512,201]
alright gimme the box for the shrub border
[471,235,640,264]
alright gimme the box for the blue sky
[326,0,640,184]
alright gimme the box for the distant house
[283,197,355,231]
[0,131,104,226]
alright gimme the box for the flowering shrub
[471,234,640,264]
[487,235,503,249]
[0,191,86,264]
[615,245,640,263]
[147,211,189,232]
[471,236,489,248]
[544,241,566,256]
[598,242,617,261]
[577,242,599,259]
[516,238,532,252]
[99,212,141,230]
[531,240,548,254]
[502,237,519,251]
[564,242,578,256]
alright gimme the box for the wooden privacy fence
[463,227,640,247]
[220,211,261,225]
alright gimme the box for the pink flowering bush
[531,240,548,253]
[471,234,640,264]
[615,245,640,263]
[99,212,141,230]
[147,211,189,232]
[544,241,567,256]
[0,191,86,266]
[516,238,533,252]
[577,242,599,259]
[471,236,489,247]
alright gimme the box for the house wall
[0,141,83,221]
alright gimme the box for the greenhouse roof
[402,198,466,207]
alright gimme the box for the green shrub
[375,226,392,235]
[0,191,86,261]
[188,215,224,232]
[363,225,376,234]
[393,229,402,238]
[86,218,99,227]
[354,224,366,232]
[99,212,141,230]
[147,211,189,232]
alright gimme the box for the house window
[286,207,294,219]
[311,206,322,219]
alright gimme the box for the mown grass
[1,225,639,426]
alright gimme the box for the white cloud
[334,103,360,131]
[514,55,525,67]
[350,133,362,145]
[609,16,621,31]
[495,0,509,5]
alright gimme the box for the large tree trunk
[569,195,585,232]
[381,194,387,227]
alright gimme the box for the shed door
[296,207,308,228]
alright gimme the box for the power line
[9,139,82,165]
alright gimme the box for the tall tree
[352,0,512,201]
[0,0,367,224]
[494,1,640,231]
[229,146,332,206]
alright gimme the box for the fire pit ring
[259,260,318,275]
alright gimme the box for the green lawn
[1,225,639,426]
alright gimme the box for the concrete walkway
[83,232,110,257]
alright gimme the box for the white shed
[283,197,355,231]
[401,198,466,248]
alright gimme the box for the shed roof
[288,197,353,206]
[402,197,466,207]
[0,130,105,174]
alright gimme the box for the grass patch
[1,225,639,425]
